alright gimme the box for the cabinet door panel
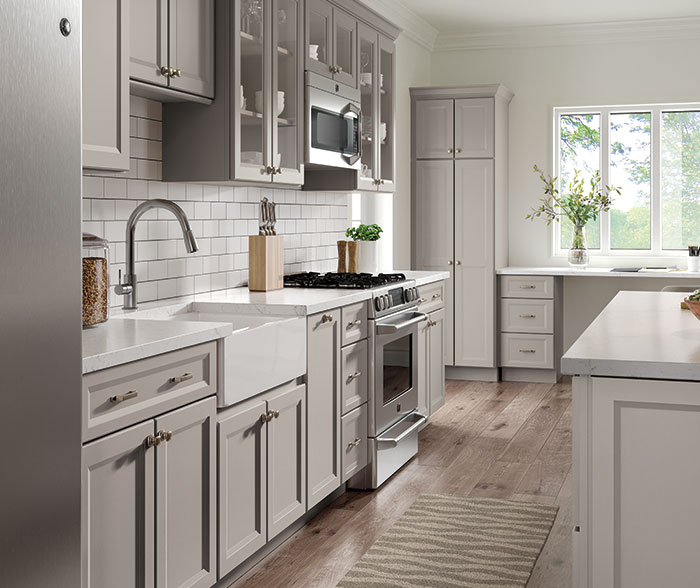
[590,378,700,588]
[454,159,495,367]
[83,0,129,170]
[305,0,333,79]
[332,8,358,88]
[155,397,216,588]
[267,383,307,539]
[428,308,446,414]
[218,398,267,578]
[306,309,341,509]
[454,98,494,158]
[377,35,395,191]
[169,0,215,98]
[341,404,368,483]
[129,0,168,86]
[414,99,453,159]
[82,421,155,588]
[341,339,368,414]
[416,315,430,416]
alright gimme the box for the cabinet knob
[447,260,453,265]
[455,260,462,265]
[265,165,276,175]
[275,167,282,175]
[160,65,171,77]
[145,433,161,448]
[110,390,138,403]
[447,148,453,154]
[174,68,182,78]
[321,314,334,324]
[158,430,173,442]
[169,372,193,384]
[261,413,270,424]
[455,148,462,153]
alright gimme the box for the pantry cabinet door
[155,397,216,588]
[267,383,307,540]
[82,420,155,588]
[454,98,494,158]
[168,0,215,98]
[218,397,268,578]
[414,99,453,159]
[129,0,168,86]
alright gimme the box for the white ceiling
[395,0,700,32]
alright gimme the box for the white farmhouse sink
[123,305,306,407]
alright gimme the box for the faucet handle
[115,269,133,296]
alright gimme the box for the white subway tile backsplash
[83,97,349,307]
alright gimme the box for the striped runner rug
[336,494,559,588]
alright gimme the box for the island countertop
[561,290,700,380]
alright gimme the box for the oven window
[383,334,412,405]
[311,107,357,155]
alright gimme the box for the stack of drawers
[499,275,562,383]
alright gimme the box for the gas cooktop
[283,272,407,290]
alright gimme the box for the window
[554,104,700,256]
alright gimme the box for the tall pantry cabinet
[411,85,512,380]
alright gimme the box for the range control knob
[412,287,419,300]
[375,298,382,312]
[404,289,412,303]
[384,294,392,309]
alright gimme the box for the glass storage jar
[82,233,110,327]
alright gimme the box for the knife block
[248,235,284,291]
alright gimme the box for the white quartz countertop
[83,318,232,374]
[561,291,700,380]
[497,266,700,279]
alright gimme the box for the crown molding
[358,0,439,51]
[433,16,700,52]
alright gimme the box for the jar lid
[82,232,108,247]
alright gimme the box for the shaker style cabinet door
[454,98,494,158]
[83,0,130,170]
[428,308,446,414]
[168,0,215,98]
[129,0,168,86]
[218,397,268,578]
[416,315,430,416]
[305,0,334,80]
[306,309,341,510]
[82,421,155,588]
[155,397,216,588]
[332,7,358,89]
[414,99,454,160]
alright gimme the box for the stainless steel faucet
[116,199,199,309]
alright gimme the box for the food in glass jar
[82,257,109,326]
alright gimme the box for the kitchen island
[562,291,700,588]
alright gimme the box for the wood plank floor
[229,378,572,588]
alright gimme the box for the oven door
[371,310,427,435]
[306,85,361,169]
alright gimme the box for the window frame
[553,103,700,259]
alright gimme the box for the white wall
[430,36,700,267]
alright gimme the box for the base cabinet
[82,397,216,588]
[417,296,446,416]
[218,382,306,578]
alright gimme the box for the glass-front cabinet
[234,0,303,184]
[357,24,394,192]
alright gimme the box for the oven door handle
[376,312,428,335]
[376,413,428,449]
[341,103,361,166]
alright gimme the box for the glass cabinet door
[333,8,358,89]
[235,0,271,182]
[358,24,377,191]
[305,0,333,80]
[377,35,395,191]
[272,0,303,184]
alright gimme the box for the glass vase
[568,224,589,268]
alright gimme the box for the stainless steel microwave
[305,72,361,169]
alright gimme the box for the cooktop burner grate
[283,272,407,289]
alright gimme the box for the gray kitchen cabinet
[414,99,454,160]
[341,403,368,483]
[83,0,130,170]
[417,301,446,417]
[155,398,216,588]
[217,382,306,576]
[82,420,155,588]
[306,309,342,510]
[454,98,495,158]
[341,339,368,415]
[129,0,214,100]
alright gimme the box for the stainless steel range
[286,272,428,489]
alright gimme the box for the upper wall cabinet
[305,0,358,89]
[162,0,305,186]
[130,0,214,101]
[83,0,130,170]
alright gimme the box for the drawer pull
[321,314,334,324]
[347,319,362,328]
[110,390,138,403]
[347,437,362,449]
[347,371,362,383]
[519,314,537,319]
[519,349,537,354]
[432,293,441,300]
[169,372,193,384]
[520,285,536,289]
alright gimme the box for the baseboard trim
[215,485,347,587]
[445,366,499,382]
[501,367,559,384]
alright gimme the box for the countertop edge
[497,266,700,279]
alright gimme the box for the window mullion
[651,108,662,254]
[600,110,611,254]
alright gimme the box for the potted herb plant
[527,165,621,268]
[345,223,383,273]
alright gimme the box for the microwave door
[340,103,361,166]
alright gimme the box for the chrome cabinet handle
[347,371,361,383]
[110,390,138,403]
[519,314,536,319]
[519,349,537,354]
[321,314,334,324]
[160,65,171,77]
[347,437,361,449]
[520,285,536,289]
[347,319,362,328]
[170,372,193,384]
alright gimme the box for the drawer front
[500,334,554,369]
[341,301,368,346]
[500,275,554,299]
[500,299,554,334]
[417,281,445,314]
[83,341,217,442]
[341,403,368,483]
[341,339,368,415]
